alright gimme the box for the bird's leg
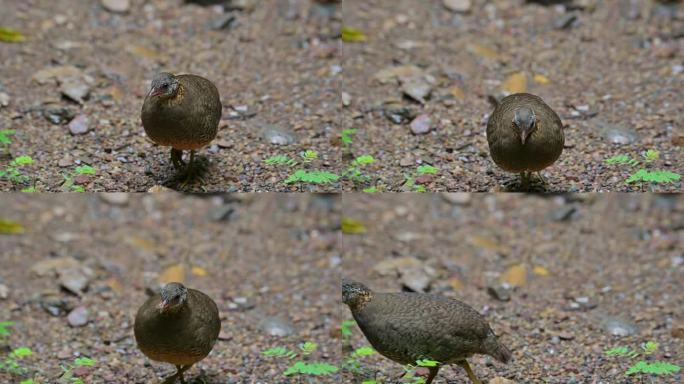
[519,171,530,191]
[178,150,206,188]
[175,364,192,384]
[425,366,440,384]
[457,360,483,384]
[170,148,185,171]
[536,171,548,185]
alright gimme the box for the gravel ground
[341,193,683,383]
[341,0,683,192]
[0,0,342,192]
[0,194,341,383]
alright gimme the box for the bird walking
[486,93,564,190]
[134,282,221,383]
[342,279,511,384]
[141,72,222,185]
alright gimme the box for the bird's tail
[484,332,512,364]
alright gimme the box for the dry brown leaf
[499,263,527,287]
[450,85,465,100]
[159,264,185,284]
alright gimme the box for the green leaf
[0,27,26,43]
[341,27,367,43]
[300,150,318,162]
[20,380,34,384]
[21,186,36,193]
[73,357,96,366]
[362,186,378,193]
[72,185,86,193]
[605,346,630,357]
[283,361,339,376]
[641,341,658,355]
[13,155,34,166]
[626,169,680,184]
[300,341,317,354]
[341,129,356,145]
[74,165,96,175]
[11,347,33,358]
[353,155,375,166]
[0,220,24,234]
[284,170,339,185]
[0,321,14,337]
[642,149,659,162]
[416,165,438,175]
[626,361,680,376]
[351,347,376,358]
[341,217,366,234]
[361,380,378,384]
[605,154,639,166]
[340,320,355,337]
[416,359,440,367]
[263,347,292,358]
[0,129,15,145]
[264,155,297,166]
[415,185,426,193]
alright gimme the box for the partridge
[141,72,222,183]
[342,279,511,384]
[486,93,564,190]
[134,282,221,383]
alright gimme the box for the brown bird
[486,93,564,190]
[342,279,511,384]
[134,282,221,383]
[141,72,222,184]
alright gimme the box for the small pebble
[67,306,89,327]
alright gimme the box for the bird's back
[487,93,564,172]
[352,292,510,365]
[134,288,221,366]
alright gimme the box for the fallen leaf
[159,264,185,284]
[32,65,82,84]
[468,44,499,59]
[341,26,367,43]
[127,44,162,60]
[341,217,366,234]
[449,277,464,291]
[373,65,423,84]
[373,256,421,276]
[499,263,527,287]
[0,27,26,43]
[105,277,123,294]
[0,219,24,234]
[109,85,123,103]
[450,85,465,100]
[533,74,550,84]
[500,72,527,94]
[469,235,508,254]
[30,256,80,276]
[191,266,208,277]
[533,265,550,276]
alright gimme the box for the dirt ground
[0,194,341,383]
[0,0,342,192]
[341,194,683,383]
[341,0,683,192]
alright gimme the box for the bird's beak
[157,299,170,312]
[148,87,164,98]
[520,130,528,145]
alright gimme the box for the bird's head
[148,72,180,100]
[158,282,188,314]
[513,107,536,145]
[342,279,372,309]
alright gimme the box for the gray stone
[258,316,295,337]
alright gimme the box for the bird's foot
[536,171,548,185]
[170,148,186,171]
[176,152,209,190]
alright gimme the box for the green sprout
[341,320,356,338]
[0,129,15,146]
[284,170,339,185]
[0,155,34,185]
[300,150,318,162]
[642,149,659,162]
[416,165,438,175]
[605,154,639,166]
[62,165,97,192]
[264,155,297,166]
[262,347,297,359]
[283,361,338,376]
[416,359,440,367]
[341,129,356,146]
[625,170,680,184]
[342,346,376,377]
[625,361,680,376]
[74,165,96,175]
[299,341,317,355]
[60,356,97,383]
[0,321,14,338]
[263,342,337,378]
[344,154,376,185]
[0,346,33,375]
[641,341,658,355]
[362,186,378,193]
[605,346,638,358]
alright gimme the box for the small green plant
[341,27,367,43]
[264,155,297,166]
[402,176,426,193]
[0,346,33,375]
[344,154,375,185]
[0,321,14,338]
[0,129,15,147]
[0,155,34,185]
[362,186,378,193]
[61,165,97,192]
[284,170,339,185]
[605,341,680,378]
[262,342,338,378]
[604,150,680,188]
[340,320,356,338]
[341,129,356,146]
[60,356,96,383]
[300,150,318,163]
[416,165,438,175]
[342,346,377,377]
